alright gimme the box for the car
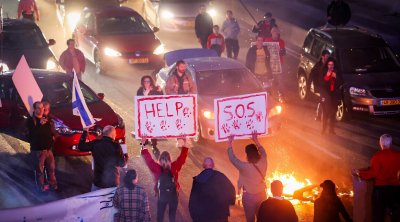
[297,27,400,121]
[0,19,59,72]
[0,70,126,155]
[73,6,164,74]
[142,0,218,30]
[155,49,282,140]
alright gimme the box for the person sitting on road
[207,25,225,57]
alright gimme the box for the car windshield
[339,47,400,73]
[40,80,98,107]
[196,68,263,96]
[0,28,47,49]
[98,15,152,35]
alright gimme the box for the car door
[0,77,13,128]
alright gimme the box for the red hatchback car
[0,70,126,155]
[73,6,164,74]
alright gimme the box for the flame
[267,171,313,196]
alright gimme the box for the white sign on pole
[265,42,282,74]
[12,56,43,115]
[134,94,198,139]
[214,92,268,142]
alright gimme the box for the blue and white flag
[72,72,95,128]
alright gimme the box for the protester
[355,134,400,222]
[27,101,58,191]
[314,180,352,222]
[165,60,197,95]
[227,131,267,222]
[113,169,151,222]
[257,180,298,222]
[136,75,163,159]
[78,125,128,191]
[189,157,236,222]
[195,5,213,49]
[252,12,274,38]
[141,137,189,222]
[264,27,286,64]
[207,25,225,57]
[327,0,352,26]
[320,57,339,134]
[59,39,86,80]
[245,36,271,81]
[310,50,331,121]
[17,0,40,22]
[42,101,58,137]
[221,10,240,59]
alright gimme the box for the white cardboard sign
[11,56,43,115]
[134,94,198,139]
[265,42,282,74]
[214,92,268,142]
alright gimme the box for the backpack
[157,169,177,200]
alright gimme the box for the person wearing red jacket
[140,137,189,222]
[59,39,86,80]
[207,25,225,57]
[264,27,286,65]
[355,134,400,222]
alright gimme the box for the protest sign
[265,42,282,74]
[214,92,268,142]
[134,94,198,139]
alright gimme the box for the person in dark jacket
[310,50,331,121]
[195,5,213,48]
[78,125,128,191]
[136,75,163,159]
[257,180,298,222]
[320,57,339,134]
[314,180,352,222]
[252,12,275,38]
[327,0,351,26]
[189,157,236,222]
[246,36,271,80]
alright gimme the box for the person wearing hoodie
[221,10,240,59]
[189,157,236,222]
[207,25,225,56]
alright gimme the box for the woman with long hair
[320,57,339,134]
[227,131,267,222]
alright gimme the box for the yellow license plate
[381,99,400,106]
[129,58,149,64]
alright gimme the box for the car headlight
[161,10,174,19]
[54,118,76,135]
[104,47,122,57]
[67,12,80,31]
[0,62,9,72]
[349,87,367,96]
[153,44,165,55]
[268,105,282,117]
[207,8,217,17]
[46,58,57,70]
[203,110,214,120]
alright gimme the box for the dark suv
[297,27,400,121]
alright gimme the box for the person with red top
[355,134,400,222]
[140,137,189,222]
[207,25,225,57]
[264,27,286,64]
[59,39,86,80]
[17,0,40,22]
[320,57,339,134]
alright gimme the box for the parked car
[0,69,126,155]
[142,0,217,30]
[0,19,58,71]
[155,49,282,140]
[297,27,400,121]
[73,6,164,74]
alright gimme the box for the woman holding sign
[227,131,267,222]
[137,75,163,158]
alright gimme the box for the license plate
[381,99,400,106]
[129,58,149,64]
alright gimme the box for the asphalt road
[1,0,400,221]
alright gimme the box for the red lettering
[224,105,233,121]
[166,102,174,117]
[145,103,155,118]
[247,102,255,117]
[156,103,164,117]
[175,102,183,115]
[235,104,245,118]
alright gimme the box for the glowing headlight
[161,10,174,19]
[67,12,80,31]
[203,110,214,119]
[268,105,282,117]
[153,44,165,55]
[0,63,9,72]
[349,87,367,96]
[46,59,57,70]
[104,47,122,57]
[207,8,217,17]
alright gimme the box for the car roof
[2,18,39,30]
[184,57,246,72]
[312,27,387,48]
[1,69,72,82]
[86,6,140,17]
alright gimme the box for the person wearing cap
[113,169,151,222]
[355,134,400,222]
[78,125,128,191]
[257,180,298,222]
[314,180,352,222]
[252,12,275,39]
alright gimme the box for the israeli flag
[72,72,95,128]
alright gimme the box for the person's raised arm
[227,135,245,170]
[251,130,266,158]
[173,139,190,172]
[78,129,94,152]
[140,137,160,173]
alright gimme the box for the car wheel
[336,98,349,121]
[298,73,309,100]
[94,50,105,75]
